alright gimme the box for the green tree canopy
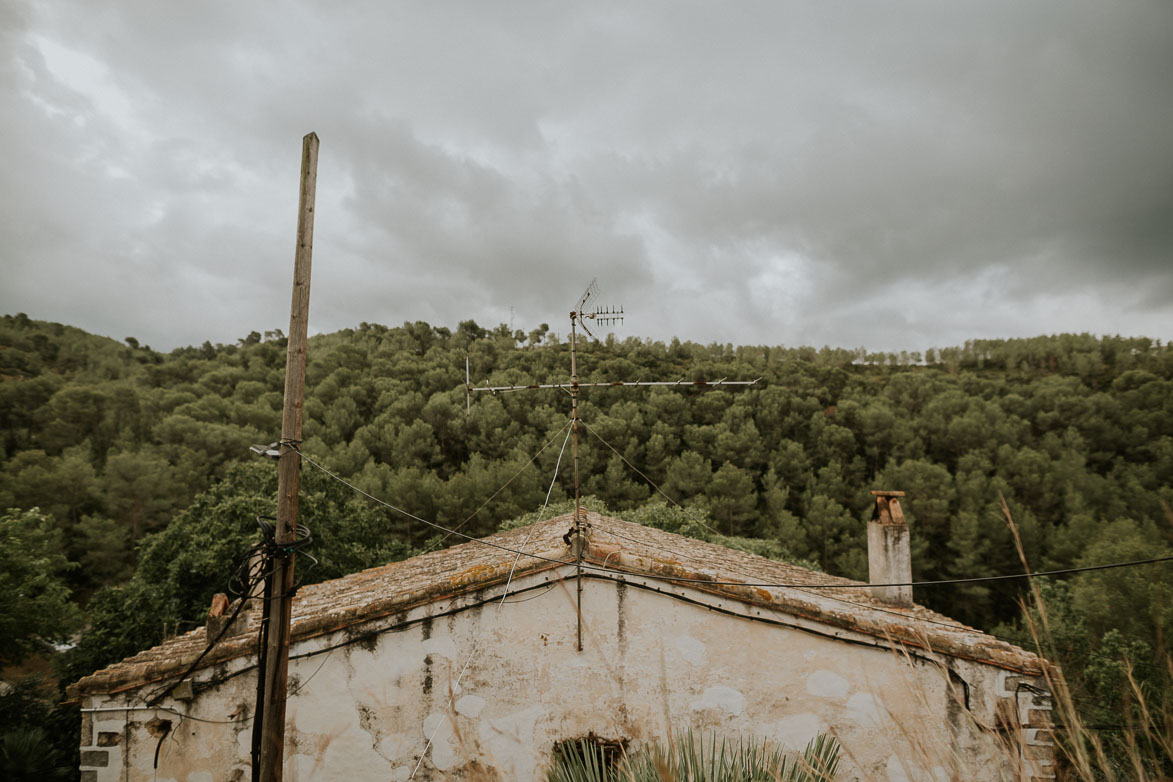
[0,508,80,666]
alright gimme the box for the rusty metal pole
[259,132,318,782]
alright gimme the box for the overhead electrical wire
[141,514,318,713]
[124,422,1164,732]
[579,417,723,537]
[118,371,1164,754]
[288,647,334,698]
[409,424,574,780]
[569,423,992,632]
[557,422,1173,637]
[425,418,575,550]
[295,447,1173,591]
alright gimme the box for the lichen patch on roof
[70,511,1045,698]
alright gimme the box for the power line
[426,418,574,550]
[569,422,1011,632]
[578,421,1173,587]
[579,417,722,537]
[559,421,1173,645]
[410,425,573,779]
[296,449,1173,591]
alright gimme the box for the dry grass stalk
[1001,493,1173,781]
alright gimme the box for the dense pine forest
[2,312,1171,775]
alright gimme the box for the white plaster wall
[88,573,1040,781]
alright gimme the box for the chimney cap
[870,492,907,525]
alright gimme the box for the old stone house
[71,500,1054,781]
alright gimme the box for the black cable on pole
[145,512,318,709]
[146,570,259,706]
[250,546,274,782]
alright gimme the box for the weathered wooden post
[259,131,318,782]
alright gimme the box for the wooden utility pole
[259,131,318,782]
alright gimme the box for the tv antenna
[571,278,624,339]
[466,279,758,651]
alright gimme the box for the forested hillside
[2,312,1171,768]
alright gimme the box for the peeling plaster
[456,694,486,718]
[806,670,849,699]
[771,712,823,750]
[884,754,947,782]
[422,712,458,770]
[487,704,545,746]
[482,705,547,781]
[291,678,356,735]
[674,635,707,665]
[422,636,458,660]
[78,566,1051,782]
[377,733,415,766]
[690,686,745,715]
[847,692,885,727]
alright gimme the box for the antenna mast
[468,280,756,651]
[567,279,621,651]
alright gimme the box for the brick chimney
[868,491,913,606]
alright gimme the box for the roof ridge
[69,509,1047,698]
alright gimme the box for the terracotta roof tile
[70,511,1045,697]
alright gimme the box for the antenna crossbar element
[576,278,600,315]
[587,304,624,329]
[470,378,760,394]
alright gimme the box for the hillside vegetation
[1,313,1171,770]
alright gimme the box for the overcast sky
[3,1,1171,353]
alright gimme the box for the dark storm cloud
[1,0,1170,351]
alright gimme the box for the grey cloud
[2,0,1170,352]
